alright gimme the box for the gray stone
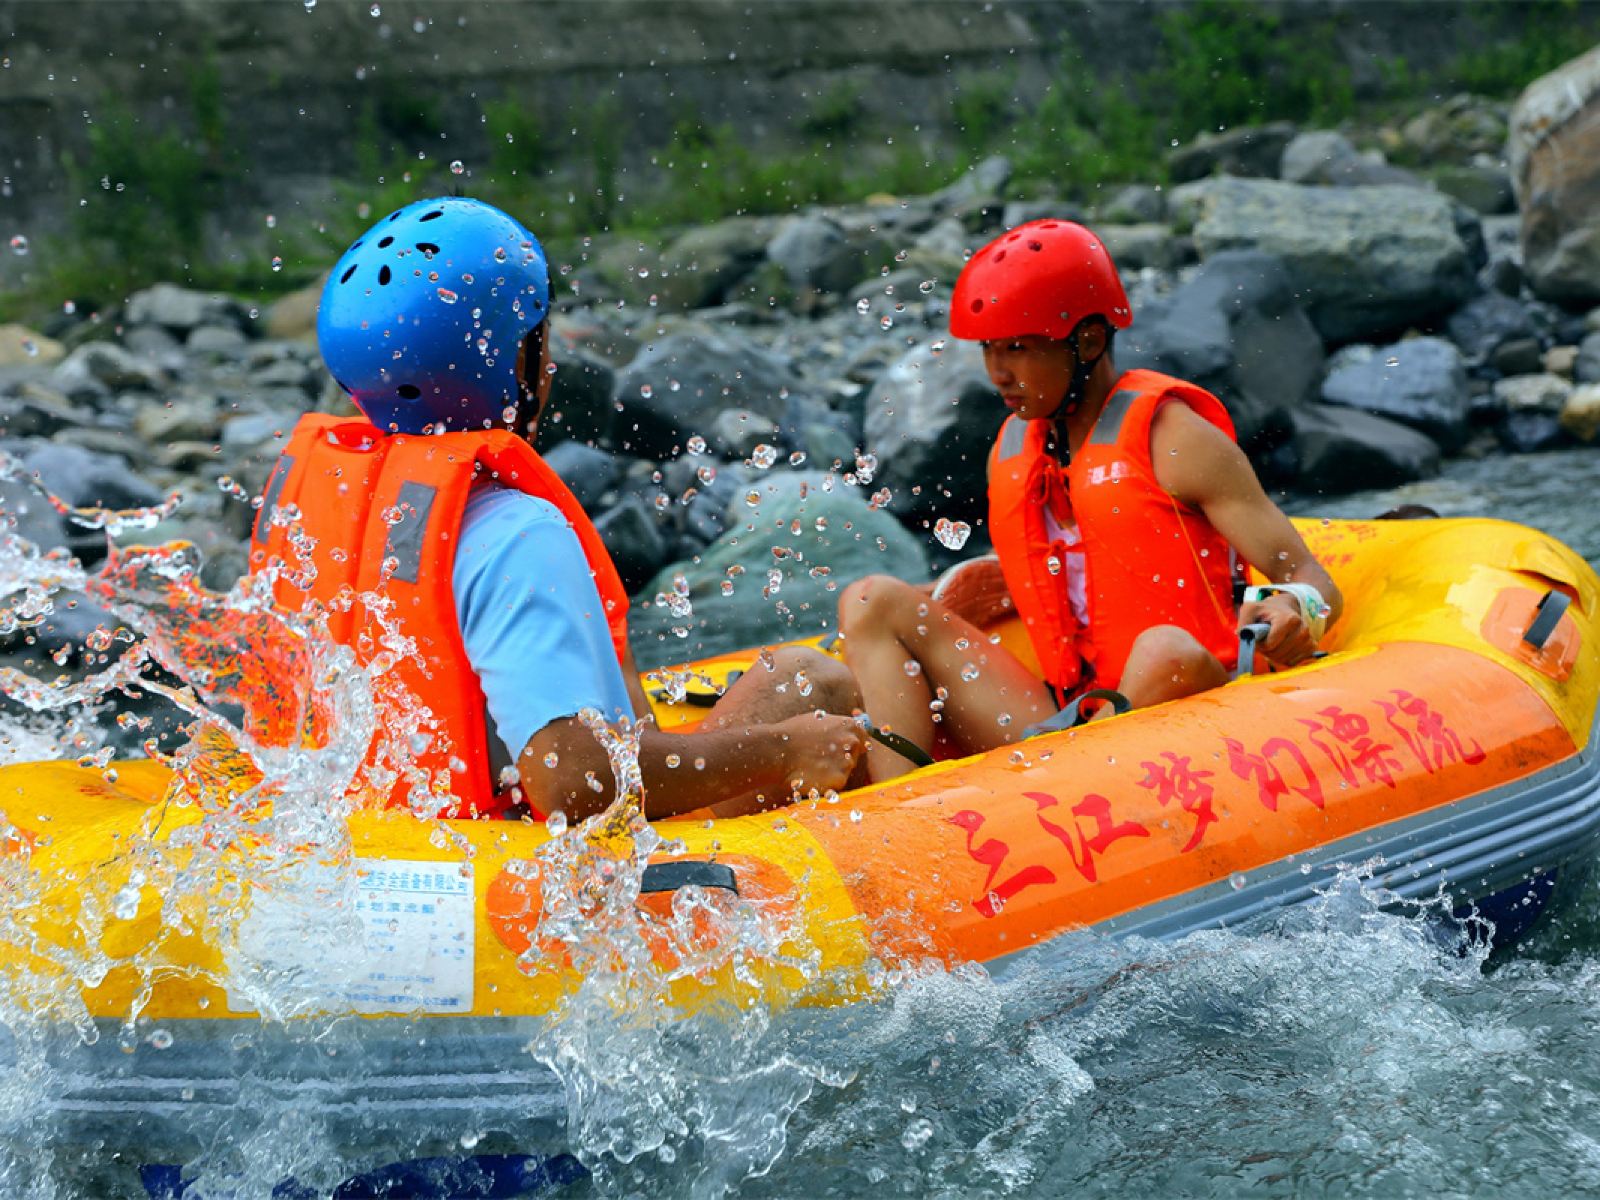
[1288,404,1441,495]
[1097,224,1194,273]
[630,472,928,668]
[1510,45,1600,303]
[1497,410,1568,453]
[612,326,799,459]
[542,441,621,511]
[1280,131,1421,188]
[51,343,166,400]
[126,283,248,334]
[594,495,672,594]
[1119,250,1324,449]
[1168,121,1298,183]
[134,399,219,445]
[767,215,896,298]
[1001,200,1086,230]
[1491,337,1545,378]
[711,408,782,459]
[14,440,162,510]
[652,217,777,311]
[220,411,298,449]
[1096,184,1166,225]
[1319,337,1470,451]
[1431,164,1516,215]
[248,356,318,393]
[1399,94,1510,165]
[1172,176,1479,343]
[1577,332,1600,384]
[1559,382,1600,442]
[0,386,84,438]
[121,325,183,361]
[1494,373,1573,413]
[931,155,1013,214]
[1445,292,1538,362]
[541,329,617,451]
[0,477,74,554]
[186,325,250,356]
[861,336,1002,528]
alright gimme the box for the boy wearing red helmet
[840,220,1340,782]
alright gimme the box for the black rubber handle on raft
[640,861,738,895]
[1235,622,1272,681]
[865,723,936,768]
[1022,688,1131,738]
[1523,589,1572,651]
[649,669,743,708]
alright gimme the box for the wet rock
[1172,176,1479,343]
[14,441,163,510]
[126,283,248,334]
[262,276,324,341]
[767,215,896,299]
[1288,405,1441,495]
[1319,338,1470,452]
[1577,332,1600,384]
[1559,383,1600,442]
[1510,45,1600,304]
[53,427,159,469]
[1497,410,1568,453]
[711,408,781,459]
[0,477,74,553]
[122,325,184,364]
[1494,373,1573,413]
[134,399,219,445]
[186,325,250,357]
[1445,292,1537,363]
[542,441,621,511]
[0,384,84,438]
[220,411,298,450]
[1431,164,1516,215]
[1119,250,1323,450]
[653,217,776,311]
[1168,121,1297,183]
[248,356,318,394]
[1096,184,1166,225]
[51,343,166,401]
[1399,94,1509,165]
[593,495,672,594]
[1097,224,1194,273]
[0,324,62,367]
[1544,345,1580,379]
[629,472,928,667]
[541,329,617,450]
[1280,131,1421,188]
[1001,199,1086,230]
[931,155,1013,217]
[861,337,999,528]
[1490,337,1545,378]
[612,326,799,460]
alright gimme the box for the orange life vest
[986,369,1238,693]
[249,413,630,820]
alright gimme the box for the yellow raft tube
[2,517,1598,1030]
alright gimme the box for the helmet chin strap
[1050,329,1109,453]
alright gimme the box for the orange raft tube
[2,515,1599,1028]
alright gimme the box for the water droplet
[933,518,971,551]
[919,279,935,294]
[436,287,459,304]
[459,1131,482,1150]
[960,663,980,682]
[750,444,778,469]
[639,384,654,400]
[903,659,923,677]
[855,297,872,316]
[112,882,142,920]
[686,435,707,455]
[1230,872,1248,891]
[8,234,28,255]
[902,1117,934,1152]
[147,1028,174,1050]
[369,2,381,14]
[665,753,680,768]
[880,314,895,330]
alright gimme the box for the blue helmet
[317,197,551,434]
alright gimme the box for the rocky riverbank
[3,52,1600,680]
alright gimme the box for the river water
[3,445,1600,1198]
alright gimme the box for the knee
[838,574,921,637]
[1128,625,1213,679]
[769,646,861,713]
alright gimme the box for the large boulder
[861,337,1002,529]
[126,283,249,334]
[767,215,896,299]
[540,325,618,450]
[612,326,800,459]
[1319,337,1471,452]
[1288,405,1441,495]
[1510,44,1600,304]
[1279,131,1420,188]
[1172,176,1480,343]
[15,441,164,510]
[1118,251,1324,450]
[1168,122,1297,183]
[1445,292,1539,364]
[651,217,776,311]
[629,472,928,667]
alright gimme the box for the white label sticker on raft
[224,858,474,1016]
[343,858,475,1014]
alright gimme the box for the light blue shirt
[452,487,634,766]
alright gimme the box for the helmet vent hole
[339,264,358,284]
[378,265,392,286]
[420,210,444,222]
[378,236,395,248]
[416,241,440,255]
[387,210,403,223]
[397,384,422,400]
[969,299,984,314]
[350,240,364,251]
[994,249,1007,262]
[1028,241,1043,252]
[1041,222,1060,229]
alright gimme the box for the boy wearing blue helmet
[253,198,866,821]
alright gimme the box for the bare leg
[1115,625,1229,710]
[838,574,1055,781]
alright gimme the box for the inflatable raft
[3,516,1599,1187]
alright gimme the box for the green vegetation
[1447,0,1597,95]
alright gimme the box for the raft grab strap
[649,670,742,708]
[1022,688,1132,738]
[1234,622,1272,680]
[863,721,936,768]
[640,861,738,895]
[1523,590,1571,651]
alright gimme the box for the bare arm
[518,709,866,823]
[1151,402,1343,664]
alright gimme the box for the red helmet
[950,220,1132,341]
